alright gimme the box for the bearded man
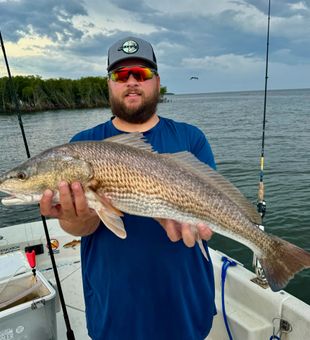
[40,36,216,340]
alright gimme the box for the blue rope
[221,256,281,340]
[221,256,237,340]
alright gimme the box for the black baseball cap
[107,36,157,72]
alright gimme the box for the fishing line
[0,31,75,340]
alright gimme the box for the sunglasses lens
[109,66,156,82]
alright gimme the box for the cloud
[0,0,87,42]
[0,0,309,93]
[8,53,107,79]
[2,35,55,58]
[112,0,157,14]
[79,0,158,36]
[288,1,308,11]
[182,53,263,73]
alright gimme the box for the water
[0,89,309,304]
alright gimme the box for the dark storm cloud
[0,0,88,42]
[1,0,309,91]
[109,0,310,66]
[66,31,144,58]
[105,8,265,68]
[111,0,158,14]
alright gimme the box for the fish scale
[0,133,310,292]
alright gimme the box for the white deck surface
[46,264,90,339]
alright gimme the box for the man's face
[108,59,161,124]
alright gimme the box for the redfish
[0,133,309,291]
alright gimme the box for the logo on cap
[121,40,139,54]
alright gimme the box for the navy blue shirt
[71,116,217,340]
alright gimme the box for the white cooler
[0,252,57,340]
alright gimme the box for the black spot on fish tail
[259,236,310,292]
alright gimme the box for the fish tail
[259,236,310,292]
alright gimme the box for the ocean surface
[0,89,309,304]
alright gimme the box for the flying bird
[190,76,199,80]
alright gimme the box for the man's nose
[126,73,139,83]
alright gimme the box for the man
[40,36,216,340]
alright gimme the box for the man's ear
[157,75,161,92]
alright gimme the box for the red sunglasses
[108,66,158,83]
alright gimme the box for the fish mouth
[1,193,43,206]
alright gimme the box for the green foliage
[160,86,167,96]
[0,75,168,113]
[0,75,109,113]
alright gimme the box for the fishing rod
[0,31,75,340]
[257,0,271,220]
[0,35,30,158]
[253,0,271,284]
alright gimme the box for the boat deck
[1,219,310,340]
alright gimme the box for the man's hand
[40,181,100,236]
[157,219,213,247]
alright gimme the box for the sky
[0,0,309,94]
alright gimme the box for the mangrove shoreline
[0,75,167,113]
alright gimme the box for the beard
[109,87,160,124]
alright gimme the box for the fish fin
[96,192,124,217]
[197,238,209,261]
[164,151,261,225]
[85,190,126,239]
[259,235,310,291]
[96,207,127,239]
[104,132,156,153]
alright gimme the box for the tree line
[0,75,167,113]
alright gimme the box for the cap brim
[107,56,157,72]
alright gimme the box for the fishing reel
[257,200,266,218]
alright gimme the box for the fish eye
[17,172,27,180]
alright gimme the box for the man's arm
[40,181,100,236]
